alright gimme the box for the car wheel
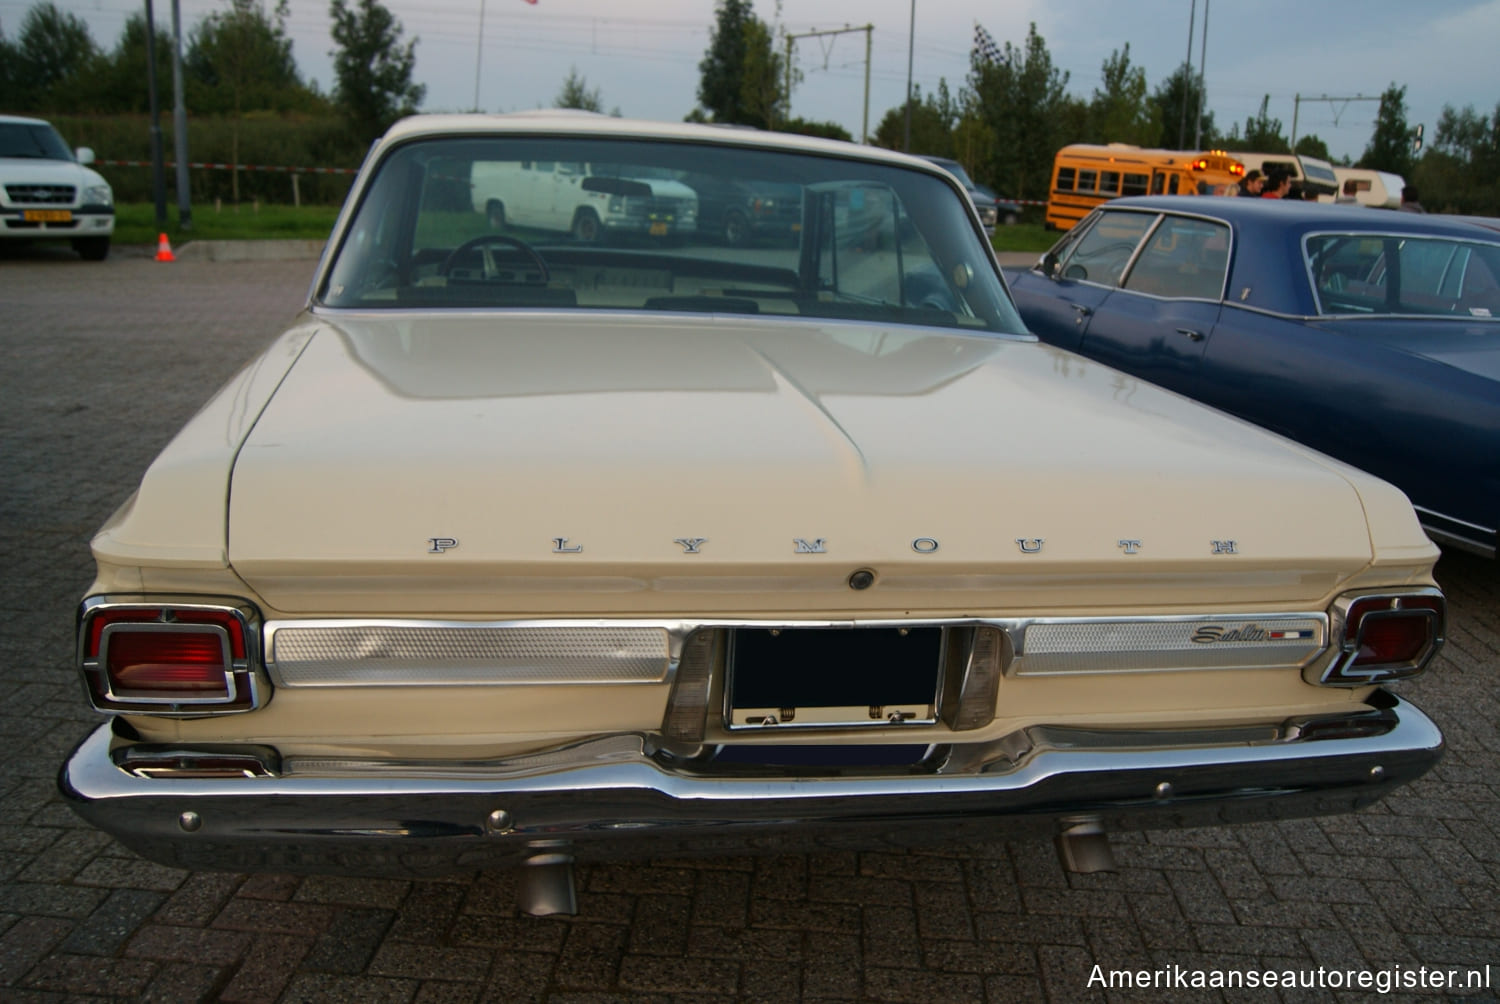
[722,210,749,246]
[572,209,600,243]
[486,200,506,230]
[73,236,110,261]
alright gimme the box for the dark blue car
[1005,196,1500,557]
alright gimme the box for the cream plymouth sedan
[61,114,1447,916]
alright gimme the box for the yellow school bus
[1045,144,1246,231]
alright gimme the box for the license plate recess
[726,626,942,730]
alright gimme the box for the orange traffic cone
[155,233,175,262]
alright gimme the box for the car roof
[379,112,947,177]
[1101,195,1500,241]
[1081,196,1500,315]
[0,114,51,127]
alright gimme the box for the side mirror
[1041,251,1059,278]
[75,147,95,166]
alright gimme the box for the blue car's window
[318,135,1026,335]
[1122,215,1230,300]
[1308,233,1500,318]
[1056,210,1154,286]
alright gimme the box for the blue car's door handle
[1072,304,1092,323]
[1176,327,1205,342]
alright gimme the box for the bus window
[1100,171,1120,195]
[1078,169,1098,192]
[1123,173,1149,196]
[1169,175,1181,194]
[1056,167,1076,191]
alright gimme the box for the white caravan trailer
[1331,167,1405,208]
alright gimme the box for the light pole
[903,0,914,151]
[171,0,191,229]
[473,0,486,112]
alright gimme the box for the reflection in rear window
[319,135,1027,335]
[1307,233,1500,318]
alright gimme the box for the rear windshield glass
[1307,233,1500,319]
[318,135,1025,335]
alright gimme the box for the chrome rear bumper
[59,694,1442,877]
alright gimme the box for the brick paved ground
[1,246,1496,1003]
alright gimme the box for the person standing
[1260,170,1292,199]
[1400,185,1426,212]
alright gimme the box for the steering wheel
[440,235,550,283]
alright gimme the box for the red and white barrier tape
[98,159,358,175]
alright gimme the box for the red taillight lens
[1316,591,1445,686]
[78,601,262,713]
[105,628,232,697]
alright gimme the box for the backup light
[1312,589,1445,686]
[661,629,717,743]
[941,626,1006,731]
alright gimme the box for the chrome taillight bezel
[77,596,268,715]
[1307,587,1446,687]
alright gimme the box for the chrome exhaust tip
[517,848,578,916]
[1054,819,1117,874]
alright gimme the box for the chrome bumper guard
[59,694,1442,877]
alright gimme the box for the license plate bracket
[726,626,942,730]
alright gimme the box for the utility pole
[1290,93,1380,150]
[1178,0,1195,149]
[1193,0,1209,151]
[904,0,914,151]
[473,0,486,112]
[170,0,191,230]
[144,0,167,228]
[784,25,875,143]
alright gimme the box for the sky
[6,0,1499,164]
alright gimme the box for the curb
[170,239,326,262]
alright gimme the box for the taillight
[78,599,265,714]
[1311,589,1445,686]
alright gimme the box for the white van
[470,159,698,242]
[1236,152,1339,199]
[1331,167,1405,209]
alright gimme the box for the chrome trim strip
[262,612,1333,688]
[1012,614,1327,675]
[266,620,673,687]
[306,305,1041,344]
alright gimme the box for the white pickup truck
[470,158,697,241]
[0,114,115,260]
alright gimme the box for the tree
[872,81,958,155]
[6,3,99,111]
[329,0,424,145]
[555,67,603,112]
[779,118,852,142]
[85,13,182,114]
[1227,96,1290,152]
[1293,135,1331,161]
[1150,63,1218,150]
[738,14,784,130]
[189,1,312,201]
[694,0,783,129]
[1086,44,1157,146]
[1359,83,1416,178]
[968,23,1070,202]
[1412,102,1500,214]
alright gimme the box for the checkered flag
[972,22,1002,65]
